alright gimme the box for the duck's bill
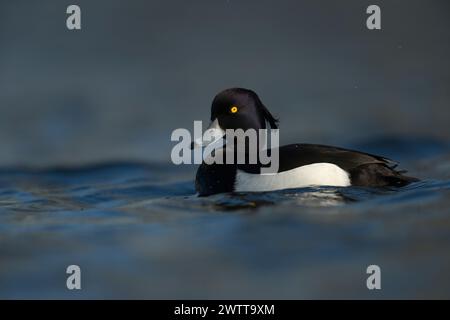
[190,118,226,149]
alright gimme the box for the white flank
[234,163,351,192]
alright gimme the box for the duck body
[195,143,418,196]
[193,88,418,196]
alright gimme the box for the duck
[193,88,418,196]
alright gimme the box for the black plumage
[194,88,418,196]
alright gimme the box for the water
[1,139,450,299]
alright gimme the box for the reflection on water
[1,141,450,299]
[182,187,353,211]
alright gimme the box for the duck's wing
[237,143,395,174]
[276,143,397,173]
[238,143,417,187]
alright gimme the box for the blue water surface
[1,138,450,299]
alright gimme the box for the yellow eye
[230,106,238,113]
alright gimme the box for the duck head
[210,87,278,131]
[192,88,278,149]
